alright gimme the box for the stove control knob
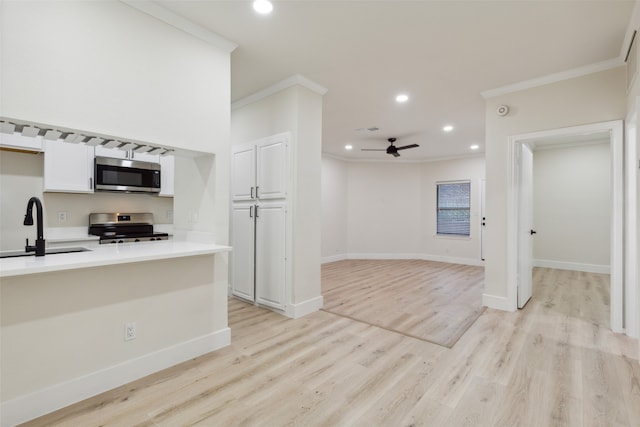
[150,238,156,241]
[118,240,124,244]
[110,240,116,244]
[135,239,140,242]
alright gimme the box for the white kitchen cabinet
[231,202,287,310]
[231,132,289,312]
[94,145,128,159]
[95,146,160,163]
[159,155,175,197]
[231,134,287,201]
[0,132,43,152]
[231,204,256,301]
[231,145,255,201]
[43,140,94,193]
[254,203,286,309]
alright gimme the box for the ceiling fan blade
[396,144,419,150]
[361,148,386,151]
[391,151,400,157]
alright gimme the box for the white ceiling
[157,0,634,161]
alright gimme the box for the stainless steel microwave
[94,156,161,194]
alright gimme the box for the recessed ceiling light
[443,125,454,132]
[345,145,353,150]
[253,0,273,14]
[470,144,479,150]
[395,94,409,103]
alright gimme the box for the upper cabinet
[231,133,288,201]
[159,155,175,197]
[43,140,94,193]
[0,132,43,152]
[95,146,160,163]
[231,145,255,201]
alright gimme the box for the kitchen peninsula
[1,240,231,425]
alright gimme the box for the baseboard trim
[346,253,483,266]
[534,259,610,274]
[420,254,484,267]
[285,296,324,318]
[1,328,231,427]
[321,254,347,264]
[482,293,515,312]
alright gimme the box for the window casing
[437,181,471,236]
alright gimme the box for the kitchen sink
[0,247,91,259]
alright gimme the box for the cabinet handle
[256,186,259,198]
[249,206,253,218]
[250,187,254,199]
[255,205,259,218]
[89,177,93,190]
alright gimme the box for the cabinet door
[159,155,175,197]
[43,140,94,193]
[0,132,43,152]
[131,151,160,163]
[255,203,286,310]
[256,136,287,200]
[231,145,256,201]
[94,146,128,159]
[231,204,256,302]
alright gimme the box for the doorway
[507,120,624,333]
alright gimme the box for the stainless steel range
[89,213,169,244]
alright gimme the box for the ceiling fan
[361,137,419,157]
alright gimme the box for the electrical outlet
[124,322,137,341]
[166,209,173,221]
[57,211,67,222]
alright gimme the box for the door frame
[506,120,624,333]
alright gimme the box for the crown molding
[322,151,484,164]
[120,0,237,53]
[232,75,328,110]
[481,57,623,99]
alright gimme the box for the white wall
[533,142,611,271]
[0,0,230,154]
[321,155,485,264]
[347,162,422,256]
[321,156,348,261]
[231,84,324,309]
[484,67,626,305]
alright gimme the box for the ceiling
[157,0,634,161]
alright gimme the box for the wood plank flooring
[322,259,485,347]
[21,267,640,427]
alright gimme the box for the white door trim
[507,120,624,333]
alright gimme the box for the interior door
[255,202,286,310]
[231,204,256,302]
[517,143,534,308]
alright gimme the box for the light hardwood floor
[22,266,639,426]
[322,259,484,347]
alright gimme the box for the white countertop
[0,240,231,278]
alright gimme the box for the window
[437,181,471,236]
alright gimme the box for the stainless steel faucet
[24,196,45,256]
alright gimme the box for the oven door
[94,156,161,193]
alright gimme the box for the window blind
[437,182,471,236]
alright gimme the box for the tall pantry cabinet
[231,133,289,311]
